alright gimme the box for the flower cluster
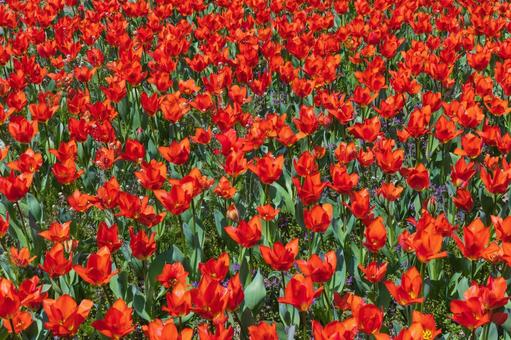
[0,0,511,339]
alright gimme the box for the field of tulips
[2,0,511,339]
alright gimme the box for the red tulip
[225,216,262,248]
[43,295,93,337]
[129,226,156,260]
[74,246,117,286]
[92,299,135,339]
[296,250,337,283]
[358,261,388,283]
[259,239,299,272]
[143,319,193,340]
[156,262,189,289]
[39,243,73,278]
[303,203,333,233]
[278,274,323,312]
[0,278,20,319]
[97,222,123,253]
[248,153,284,184]
[385,266,424,306]
[363,217,387,253]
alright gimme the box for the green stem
[101,283,114,306]
[8,318,18,339]
[482,324,490,340]
[300,311,307,338]
[14,202,30,248]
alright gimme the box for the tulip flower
[156,262,189,289]
[43,295,93,337]
[278,274,323,312]
[385,266,424,306]
[259,239,299,271]
[358,261,388,283]
[198,252,230,281]
[363,217,387,253]
[248,153,284,184]
[162,282,191,317]
[39,221,71,243]
[312,319,358,340]
[396,311,441,340]
[296,251,337,283]
[453,219,492,260]
[142,319,193,340]
[74,246,117,286]
[248,322,278,339]
[225,216,262,248]
[303,203,333,233]
[129,226,156,260]
[39,243,73,278]
[97,222,123,253]
[0,278,20,319]
[92,299,135,339]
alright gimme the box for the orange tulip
[248,321,278,339]
[225,216,262,248]
[143,319,193,340]
[159,138,190,165]
[358,261,388,283]
[259,239,299,271]
[248,153,284,184]
[43,295,93,337]
[157,262,189,289]
[491,215,511,242]
[2,310,32,335]
[39,243,73,278]
[312,319,358,340]
[303,203,333,233]
[363,217,387,253]
[74,246,117,286]
[401,163,430,191]
[278,274,323,312]
[162,282,191,317]
[385,266,424,306]
[39,221,71,243]
[92,299,135,339]
[395,311,441,340]
[296,250,337,283]
[453,219,492,260]
[9,247,36,268]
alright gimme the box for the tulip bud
[226,204,239,222]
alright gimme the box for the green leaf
[110,271,130,300]
[133,289,151,321]
[26,193,42,222]
[243,270,266,311]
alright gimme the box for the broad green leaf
[244,270,267,311]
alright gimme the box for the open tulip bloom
[1,0,511,339]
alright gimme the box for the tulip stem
[232,312,244,336]
[14,202,30,247]
[482,324,490,340]
[102,284,114,306]
[300,311,307,338]
[419,262,425,312]
[281,271,286,291]
[8,318,17,339]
